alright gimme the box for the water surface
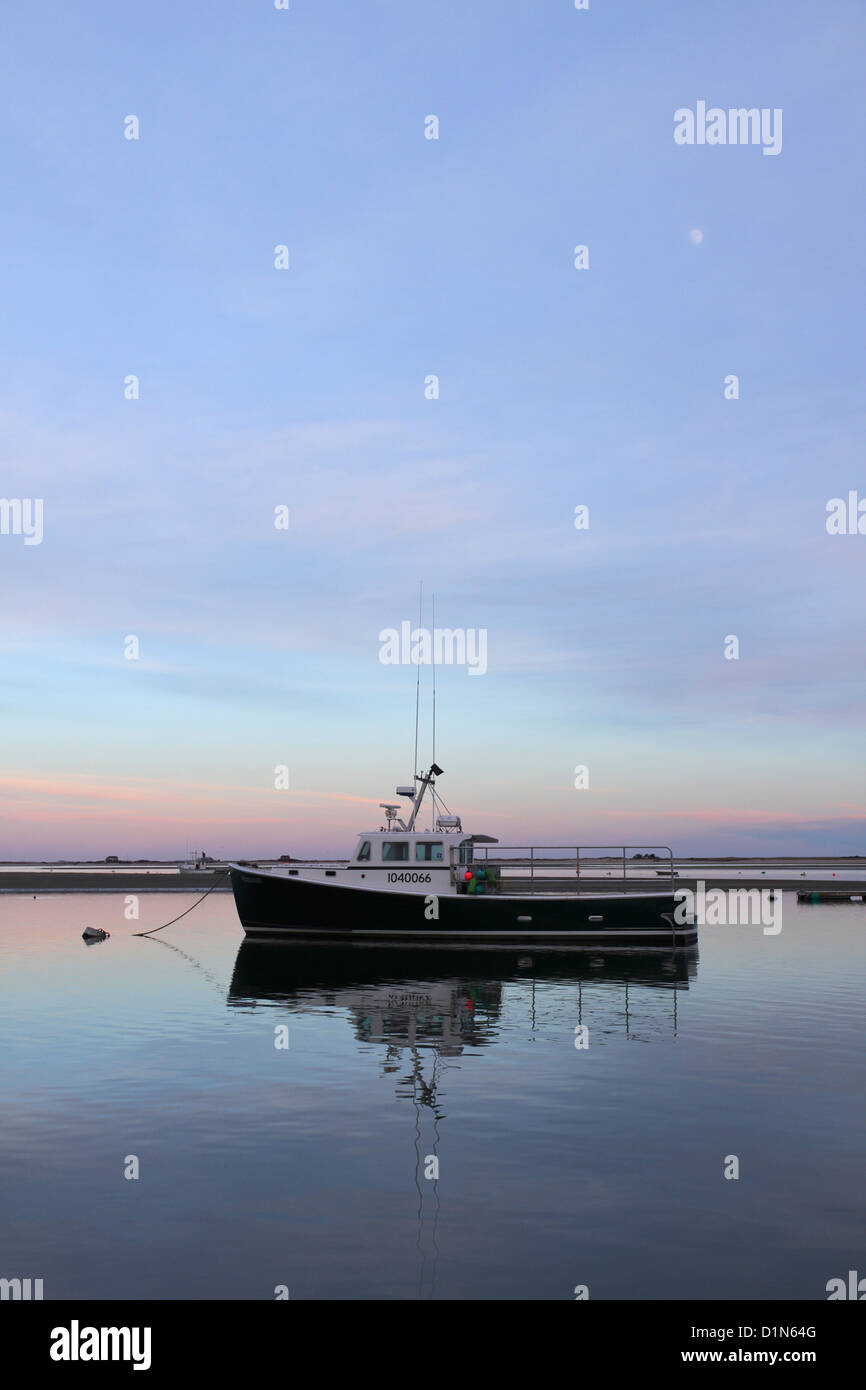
[0,892,863,1300]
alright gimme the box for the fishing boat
[229,763,696,947]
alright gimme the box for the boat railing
[466,846,676,894]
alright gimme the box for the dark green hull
[229,867,696,947]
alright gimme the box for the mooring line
[132,869,231,937]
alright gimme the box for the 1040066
[387,872,432,884]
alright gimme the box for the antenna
[412,580,422,788]
[431,591,437,825]
[431,592,437,765]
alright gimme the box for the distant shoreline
[2,856,865,896]
[3,856,865,868]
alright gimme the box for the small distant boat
[181,851,210,870]
[229,763,695,947]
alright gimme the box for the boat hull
[229,867,696,947]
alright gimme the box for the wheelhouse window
[381,841,409,862]
[458,840,474,866]
[356,841,372,862]
[415,842,444,862]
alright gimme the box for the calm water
[1,892,864,1300]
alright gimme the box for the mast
[412,581,423,793]
[405,763,443,832]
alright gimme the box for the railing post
[622,846,626,885]
[576,846,580,888]
[530,846,534,894]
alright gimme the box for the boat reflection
[227,940,699,1051]
[227,941,699,1297]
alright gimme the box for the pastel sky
[1,1,865,860]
